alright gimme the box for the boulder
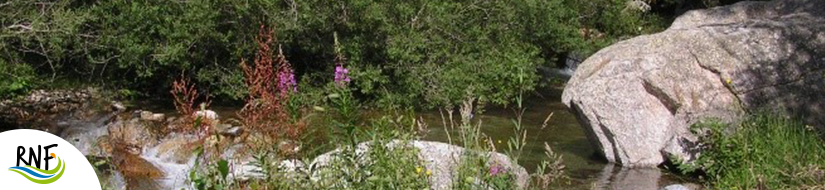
[310,140,529,190]
[194,110,219,121]
[139,111,165,122]
[562,0,825,167]
[111,101,126,112]
[0,89,93,129]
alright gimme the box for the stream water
[417,86,696,189]
[2,85,697,189]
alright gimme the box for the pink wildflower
[334,64,350,86]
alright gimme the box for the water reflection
[419,87,694,190]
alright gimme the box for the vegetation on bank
[89,27,567,189]
[1,0,696,105]
[677,114,825,189]
[5,0,794,189]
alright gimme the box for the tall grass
[688,113,825,189]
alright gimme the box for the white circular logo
[0,129,101,189]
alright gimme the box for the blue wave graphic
[8,166,55,178]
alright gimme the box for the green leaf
[217,159,229,179]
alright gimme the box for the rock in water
[194,110,219,120]
[562,0,825,167]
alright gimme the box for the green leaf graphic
[8,157,66,184]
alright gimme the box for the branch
[7,24,32,31]
[0,2,12,9]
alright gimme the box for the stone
[139,111,154,121]
[625,0,651,12]
[220,126,244,137]
[310,140,529,190]
[278,140,301,155]
[662,184,690,190]
[150,134,199,164]
[108,118,157,153]
[562,0,825,167]
[151,113,165,121]
[194,110,219,120]
[138,111,165,122]
[279,159,306,173]
[111,101,126,112]
[61,121,110,156]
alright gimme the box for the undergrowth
[683,113,825,189]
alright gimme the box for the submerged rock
[562,0,825,167]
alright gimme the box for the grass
[179,89,566,190]
[686,113,825,189]
[94,53,567,189]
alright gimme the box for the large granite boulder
[562,0,825,167]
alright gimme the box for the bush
[685,114,825,189]
[2,0,667,108]
[0,59,35,99]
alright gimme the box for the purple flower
[277,66,297,95]
[489,163,505,176]
[334,65,350,86]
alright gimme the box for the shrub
[1,0,276,99]
[686,114,825,189]
[1,0,668,108]
[0,60,35,99]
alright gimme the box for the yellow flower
[497,140,502,144]
[726,78,733,84]
[426,169,432,176]
[416,167,423,174]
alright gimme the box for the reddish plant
[239,24,298,139]
[170,76,211,132]
[171,76,196,118]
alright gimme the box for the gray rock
[562,0,825,167]
[217,124,244,137]
[111,101,126,112]
[310,140,529,190]
[663,184,690,190]
[139,110,165,122]
[625,0,651,12]
[194,110,219,120]
[59,112,118,157]
[151,113,165,121]
[140,111,153,121]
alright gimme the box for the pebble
[220,126,244,137]
[662,184,691,190]
[111,101,126,112]
[194,110,219,120]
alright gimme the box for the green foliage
[2,0,666,107]
[190,145,233,190]
[688,114,825,189]
[0,59,35,98]
[453,152,518,190]
[323,116,431,189]
[237,111,431,189]
[1,0,276,99]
